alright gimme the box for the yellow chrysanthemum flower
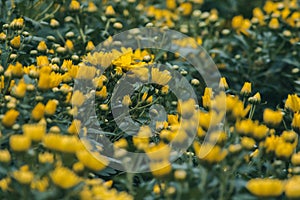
[246,178,283,197]
[50,166,81,189]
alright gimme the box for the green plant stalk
[76,15,86,44]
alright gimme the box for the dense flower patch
[0,0,300,199]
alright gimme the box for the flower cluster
[0,0,300,199]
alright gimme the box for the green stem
[76,15,86,44]
[34,1,54,21]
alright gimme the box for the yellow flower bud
[174,169,186,180]
[122,95,132,106]
[37,41,47,52]
[269,18,280,29]
[87,2,97,13]
[0,32,6,41]
[105,5,115,16]
[50,19,60,28]
[65,39,74,51]
[86,41,95,52]
[69,0,80,11]
[240,82,251,95]
[219,77,229,89]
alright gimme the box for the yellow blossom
[23,123,46,141]
[129,67,149,82]
[174,170,186,180]
[73,162,84,173]
[145,142,171,161]
[202,87,212,109]
[0,32,6,41]
[241,137,256,150]
[7,62,24,77]
[0,149,11,163]
[228,144,242,154]
[149,160,172,178]
[166,0,176,10]
[43,134,83,153]
[87,2,97,13]
[0,177,11,191]
[241,82,251,95]
[292,152,300,166]
[45,100,58,116]
[51,166,81,189]
[194,142,227,164]
[281,130,297,143]
[263,1,277,14]
[36,55,49,67]
[72,90,86,107]
[246,178,283,197]
[38,72,62,90]
[12,79,27,98]
[179,2,192,16]
[263,108,283,126]
[177,98,195,119]
[76,150,108,171]
[2,109,19,128]
[122,95,132,106]
[235,119,254,136]
[285,176,300,198]
[248,92,261,104]
[285,94,300,112]
[275,140,294,159]
[96,86,107,99]
[219,77,228,89]
[269,18,280,29]
[253,7,265,25]
[151,68,172,85]
[114,138,128,149]
[86,41,95,51]
[13,167,34,185]
[76,65,97,80]
[68,119,81,135]
[105,5,115,16]
[292,112,300,130]
[69,0,80,11]
[31,177,49,192]
[31,102,45,121]
[37,41,47,52]
[10,18,24,29]
[252,124,269,140]
[10,134,31,151]
[133,126,151,150]
[50,19,59,28]
[10,35,21,49]
[232,16,251,35]
[38,152,54,163]
[65,39,74,51]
